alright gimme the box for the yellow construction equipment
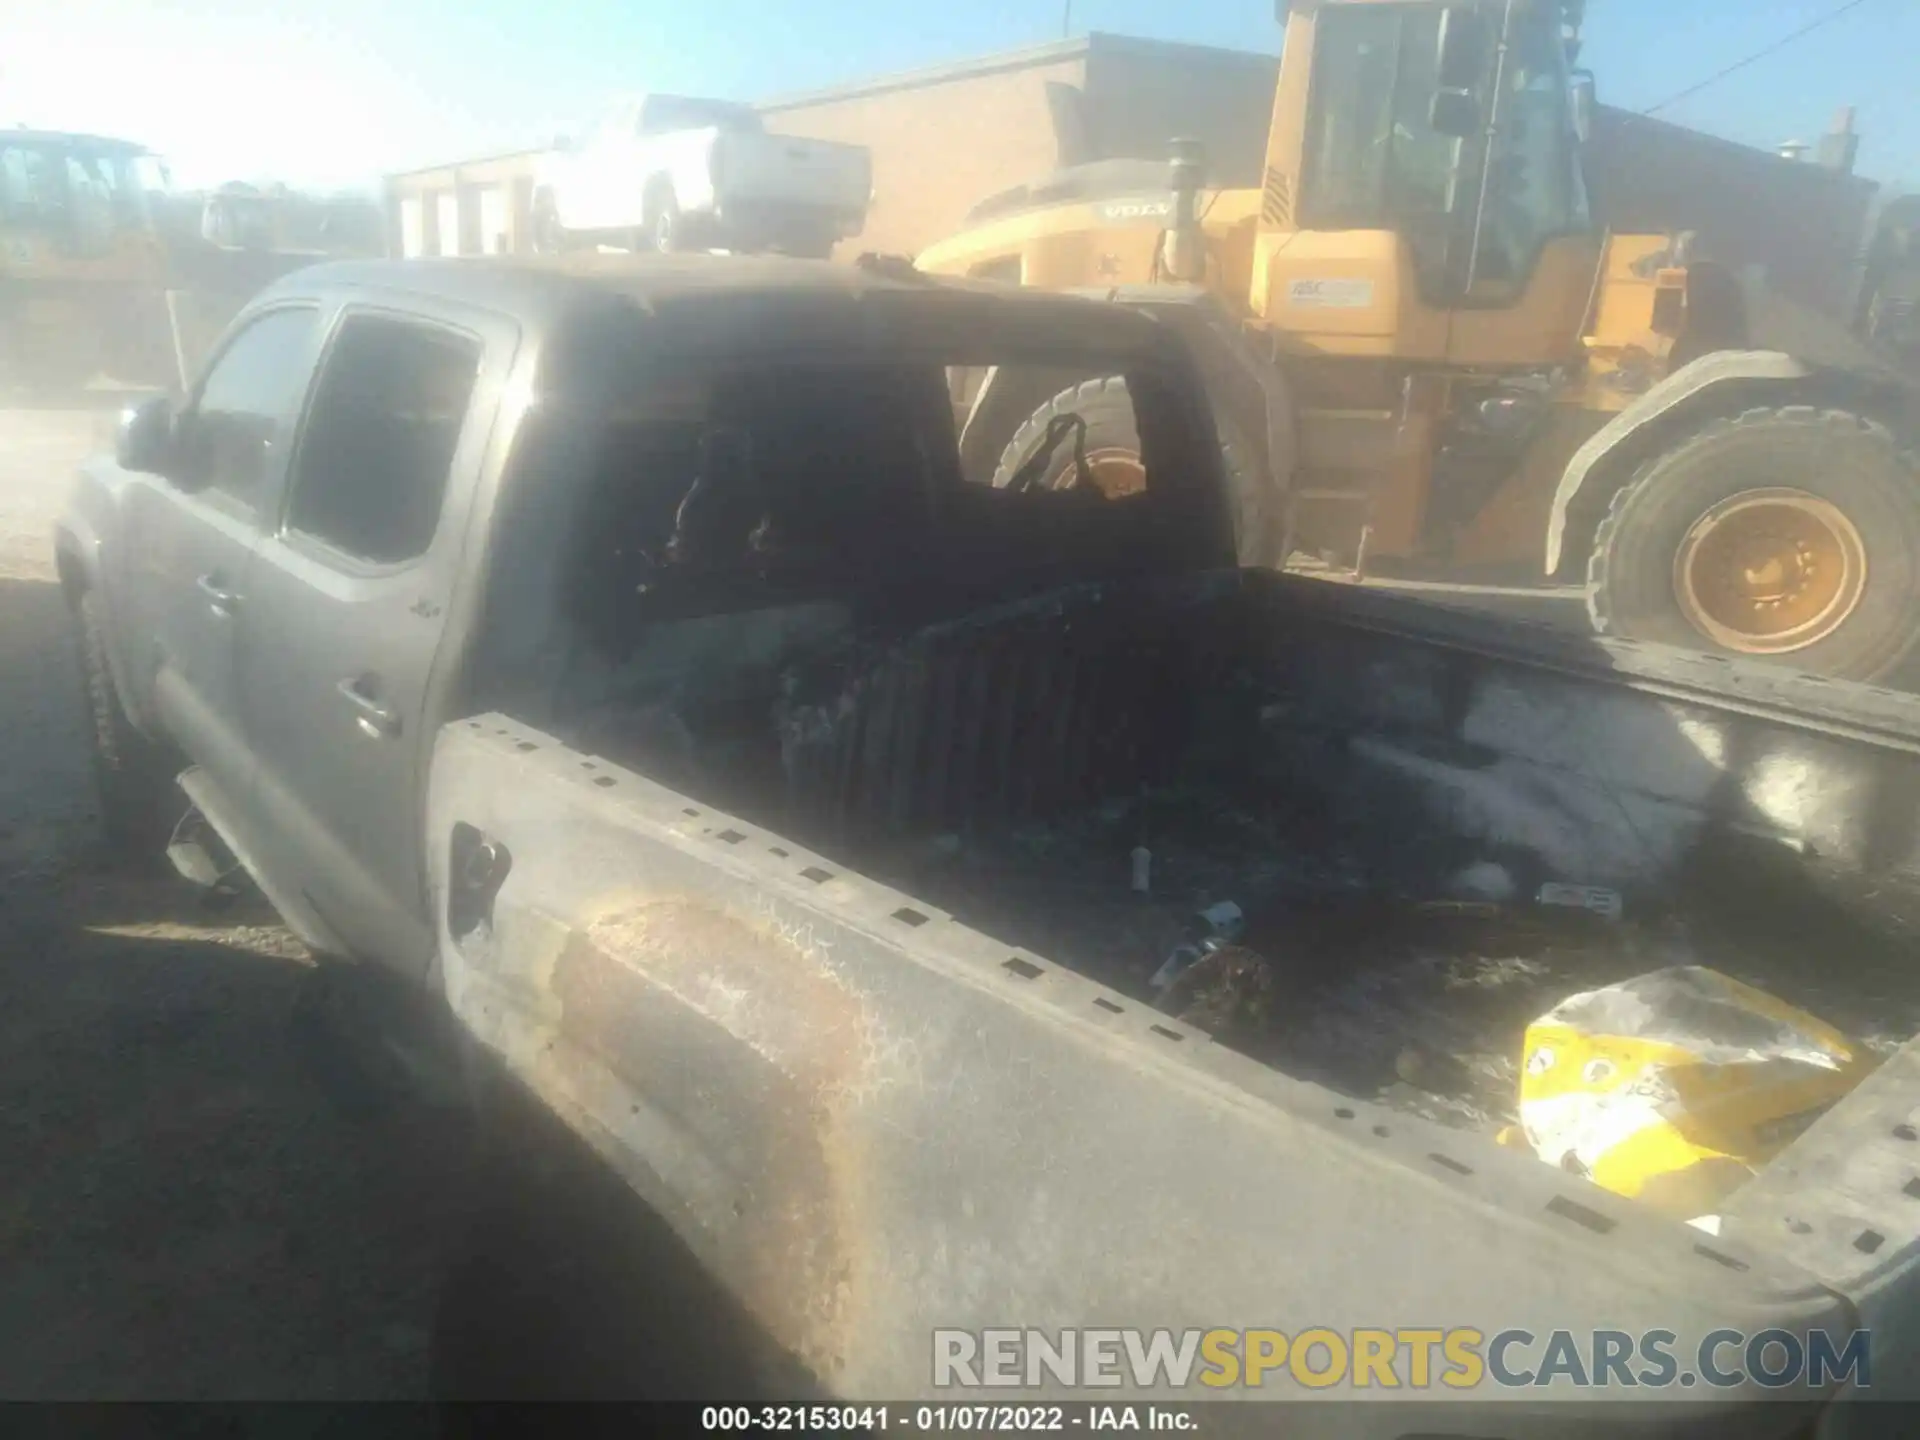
[1859,193,1920,366]
[0,129,181,391]
[0,128,371,396]
[916,0,1920,683]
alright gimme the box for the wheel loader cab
[0,131,180,391]
[1255,0,1601,366]
[0,133,171,277]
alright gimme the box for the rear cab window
[482,317,1229,664]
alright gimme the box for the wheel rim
[1054,446,1146,499]
[1671,488,1868,654]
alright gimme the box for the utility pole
[1062,0,1072,38]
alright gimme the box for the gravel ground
[0,407,471,1400]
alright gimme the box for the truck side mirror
[116,395,176,476]
[1570,69,1597,146]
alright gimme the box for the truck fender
[53,516,102,602]
[1543,350,1815,577]
[53,511,154,736]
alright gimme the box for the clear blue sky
[7,0,1915,194]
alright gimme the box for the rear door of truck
[232,297,515,977]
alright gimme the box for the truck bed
[518,565,1920,1120]
[432,567,1920,1402]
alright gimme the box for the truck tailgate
[720,131,871,213]
[427,710,1851,1418]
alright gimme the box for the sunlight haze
[6,0,1915,192]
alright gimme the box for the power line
[1643,0,1877,116]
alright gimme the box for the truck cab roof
[251,254,1176,357]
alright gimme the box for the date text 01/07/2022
[698,1404,1200,1432]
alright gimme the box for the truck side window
[284,313,481,566]
[175,306,321,512]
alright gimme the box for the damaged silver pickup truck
[54,254,1920,1431]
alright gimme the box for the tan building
[386,147,542,260]
[383,31,1875,319]
[382,33,1279,263]
[758,33,1281,257]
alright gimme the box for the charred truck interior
[460,289,1920,1154]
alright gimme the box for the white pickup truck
[531,94,871,259]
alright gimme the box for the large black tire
[1587,405,1920,684]
[989,376,1277,566]
[72,588,180,865]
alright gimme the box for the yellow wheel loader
[0,130,343,398]
[0,130,183,393]
[916,0,1920,684]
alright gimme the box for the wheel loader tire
[1587,405,1920,684]
[990,376,1276,566]
[72,589,180,866]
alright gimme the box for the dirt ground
[0,407,472,1400]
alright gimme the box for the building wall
[378,35,1878,319]
[766,40,1877,311]
[758,36,1285,258]
[1586,109,1876,320]
[762,51,1089,258]
[1079,42,1279,191]
[385,149,541,260]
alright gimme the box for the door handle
[337,677,402,740]
[196,573,240,615]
